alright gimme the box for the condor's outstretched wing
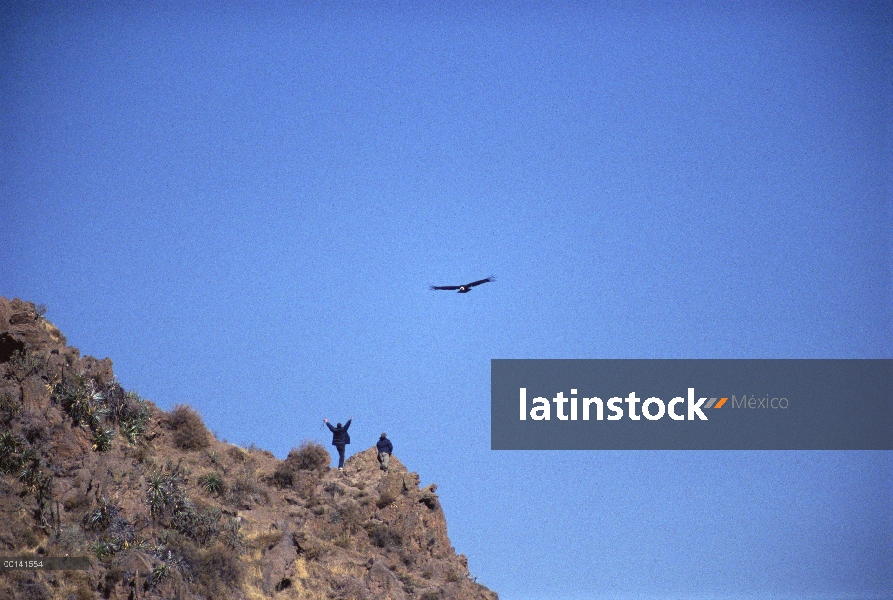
[430,285,461,291]
[465,277,493,288]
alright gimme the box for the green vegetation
[0,429,24,474]
[221,516,244,552]
[146,459,188,520]
[53,373,150,450]
[199,471,226,496]
[84,497,117,532]
[90,427,114,452]
[0,392,21,424]
[103,383,150,444]
[0,298,495,600]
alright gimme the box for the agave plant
[57,383,94,427]
[91,428,115,452]
[121,396,149,443]
[199,472,225,495]
[222,516,244,552]
[146,460,189,519]
[0,430,23,474]
[33,472,53,506]
[91,539,120,560]
[0,392,21,425]
[146,473,169,519]
[119,419,145,444]
[85,497,117,531]
[149,562,170,586]
[18,448,43,490]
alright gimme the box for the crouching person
[377,433,393,472]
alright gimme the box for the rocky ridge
[0,297,497,600]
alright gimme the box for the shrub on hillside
[226,446,246,462]
[334,500,364,534]
[0,430,24,474]
[226,465,267,508]
[171,500,222,546]
[102,382,150,444]
[286,441,330,472]
[272,442,328,489]
[294,471,319,500]
[364,522,403,548]
[376,490,398,509]
[163,405,211,450]
[0,392,21,425]
[146,459,189,520]
[271,462,294,488]
[195,542,242,593]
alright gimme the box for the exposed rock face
[0,297,497,600]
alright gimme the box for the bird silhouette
[430,277,494,293]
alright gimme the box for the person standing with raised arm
[323,416,352,470]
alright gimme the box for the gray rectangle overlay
[491,359,893,450]
[0,557,91,571]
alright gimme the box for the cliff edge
[0,297,497,600]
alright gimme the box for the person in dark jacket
[324,416,352,470]
[376,433,393,472]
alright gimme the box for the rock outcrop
[0,297,497,600]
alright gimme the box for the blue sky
[2,2,891,598]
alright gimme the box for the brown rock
[0,296,499,600]
[260,527,298,594]
[364,559,408,600]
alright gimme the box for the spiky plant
[119,419,145,444]
[33,472,53,510]
[146,474,168,519]
[222,517,244,553]
[199,472,225,496]
[56,381,93,427]
[146,460,189,519]
[85,498,117,531]
[119,395,149,443]
[5,349,45,381]
[0,430,23,474]
[149,562,169,587]
[0,392,21,425]
[91,428,114,452]
[104,384,149,443]
[91,539,119,560]
[18,448,43,491]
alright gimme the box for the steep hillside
[0,297,497,600]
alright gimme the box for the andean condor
[430,277,494,293]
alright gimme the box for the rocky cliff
[0,297,497,600]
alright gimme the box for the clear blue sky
[2,2,891,598]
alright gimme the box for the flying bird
[430,277,494,293]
